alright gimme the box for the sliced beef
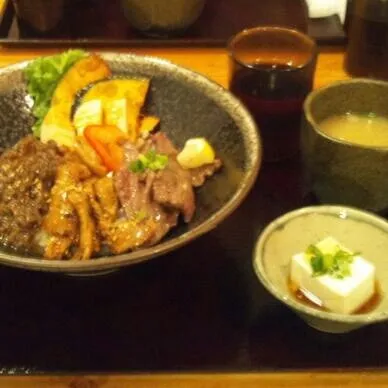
[115,168,150,218]
[115,142,154,218]
[114,132,221,247]
[150,132,179,156]
[148,132,196,222]
[114,142,179,246]
[190,158,223,187]
[152,159,195,223]
[147,206,179,245]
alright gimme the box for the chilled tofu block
[290,237,375,314]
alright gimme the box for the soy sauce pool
[289,280,382,315]
[230,63,313,162]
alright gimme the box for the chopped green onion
[129,149,168,173]
[129,159,146,173]
[307,244,357,279]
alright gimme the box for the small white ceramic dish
[253,205,388,333]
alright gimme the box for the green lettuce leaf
[24,49,87,137]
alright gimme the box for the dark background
[0,0,345,45]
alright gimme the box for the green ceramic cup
[302,79,388,213]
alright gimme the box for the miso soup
[319,113,388,147]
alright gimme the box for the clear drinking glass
[228,26,317,162]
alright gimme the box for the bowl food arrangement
[254,206,388,333]
[0,50,261,273]
[302,78,388,213]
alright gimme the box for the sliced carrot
[84,125,125,171]
[106,142,124,170]
[86,137,119,172]
[85,125,128,144]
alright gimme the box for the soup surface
[319,113,388,147]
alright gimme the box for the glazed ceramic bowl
[0,52,261,274]
[253,205,388,333]
[301,78,388,213]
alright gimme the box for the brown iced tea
[228,27,317,162]
[230,62,312,162]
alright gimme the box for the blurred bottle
[344,0,355,31]
[12,0,65,33]
[121,0,206,37]
[345,0,388,80]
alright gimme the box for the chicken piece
[94,176,118,221]
[44,235,73,260]
[42,193,76,238]
[86,190,110,235]
[73,136,108,177]
[82,177,97,197]
[41,55,111,147]
[42,161,91,236]
[42,159,95,260]
[55,159,92,184]
[82,178,102,252]
[67,189,97,260]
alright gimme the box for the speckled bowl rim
[0,52,262,273]
[253,205,388,324]
[304,78,388,151]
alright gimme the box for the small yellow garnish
[177,138,215,169]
